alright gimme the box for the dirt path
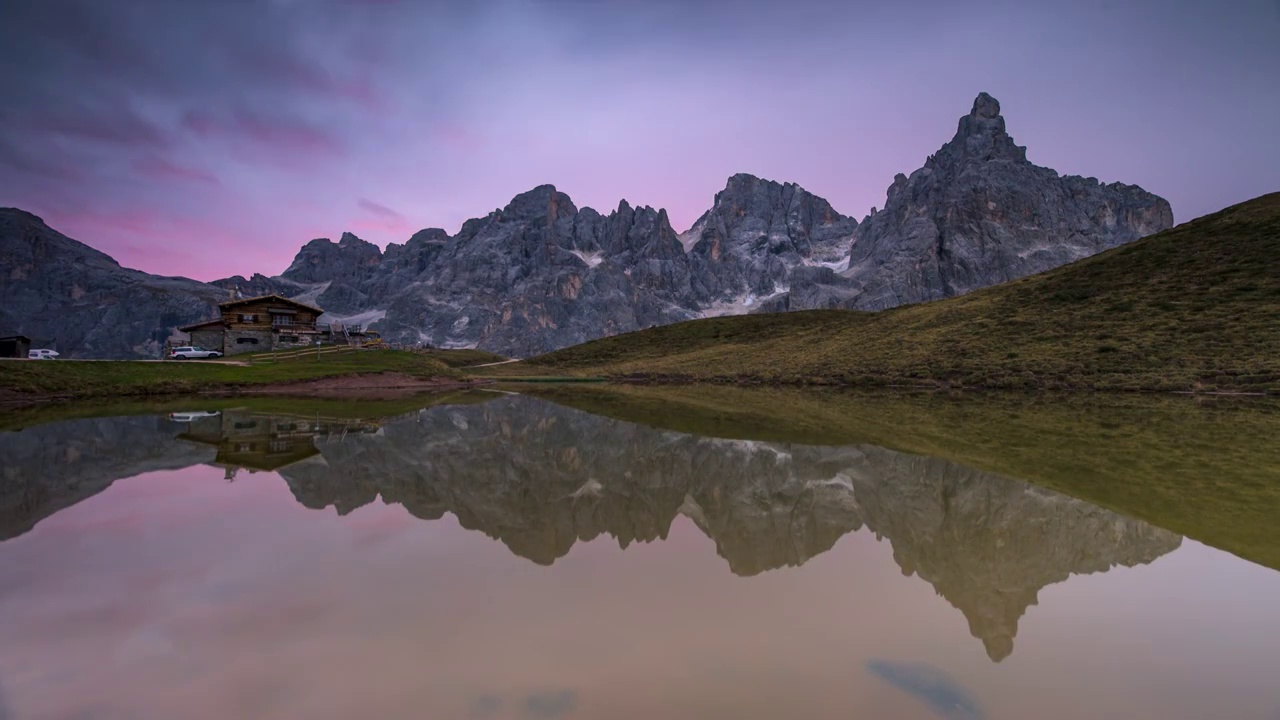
[235,372,488,399]
[465,358,521,369]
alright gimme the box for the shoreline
[5,373,1275,409]
[0,372,491,408]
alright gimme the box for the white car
[170,346,223,360]
[168,411,221,422]
[27,349,59,360]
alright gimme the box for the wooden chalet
[179,294,324,356]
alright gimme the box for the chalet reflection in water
[176,412,381,479]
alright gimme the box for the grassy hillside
[0,348,473,402]
[510,193,1280,393]
[520,383,1280,571]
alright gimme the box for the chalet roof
[0,335,31,342]
[218,294,323,314]
[178,319,225,332]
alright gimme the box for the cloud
[523,689,578,719]
[358,198,405,221]
[134,157,220,185]
[182,110,345,158]
[467,693,503,719]
[865,660,983,720]
[0,0,1275,282]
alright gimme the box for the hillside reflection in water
[0,393,1277,719]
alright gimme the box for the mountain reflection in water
[0,395,1181,663]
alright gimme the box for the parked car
[27,349,59,360]
[168,411,221,422]
[169,346,223,360]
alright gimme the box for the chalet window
[238,314,257,323]
[280,335,299,343]
[269,440,291,453]
[234,421,258,429]
[236,337,259,345]
[272,314,294,326]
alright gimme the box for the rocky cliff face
[763,93,1174,311]
[2,93,1173,357]
[0,397,1181,661]
[681,173,859,313]
[0,208,228,358]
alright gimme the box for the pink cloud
[431,121,485,153]
[354,197,410,236]
[37,206,283,279]
[357,197,404,220]
[233,43,383,109]
[32,106,167,148]
[133,157,220,185]
[181,110,344,157]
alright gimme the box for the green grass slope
[516,193,1280,393]
[0,349,471,402]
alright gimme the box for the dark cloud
[357,198,405,221]
[524,689,578,719]
[133,157,220,186]
[866,660,983,720]
[0,0,1274,282]
[467,693,503,719]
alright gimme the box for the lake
[1,388,1278,719]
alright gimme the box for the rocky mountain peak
[943,91,1027,164]
[824,92,1173,313]
[500,184,578,224]
[406,227,450,245]
[970,90,1001,119]
[283,231,383,285]
[338,231,375,249]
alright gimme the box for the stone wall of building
[225,329,273,356]
[188,328,225,353]
[272,333,315,351]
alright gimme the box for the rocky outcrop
[0,396,1180,661]
[0,208,228,358]
[681,173,858,312]
[763,92,1174,312]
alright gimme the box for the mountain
[0,208,227,358]
[762,92,1174,311]
[224,93,1169,356]
[521,192,1280,394]
[1,93,1172,358]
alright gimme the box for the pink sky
[1,0,1277,280]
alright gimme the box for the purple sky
[1,0,1277,281]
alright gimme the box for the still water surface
[1,393,1278,719]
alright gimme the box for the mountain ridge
[1,92,1174,358]
[516,191,1280,393]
